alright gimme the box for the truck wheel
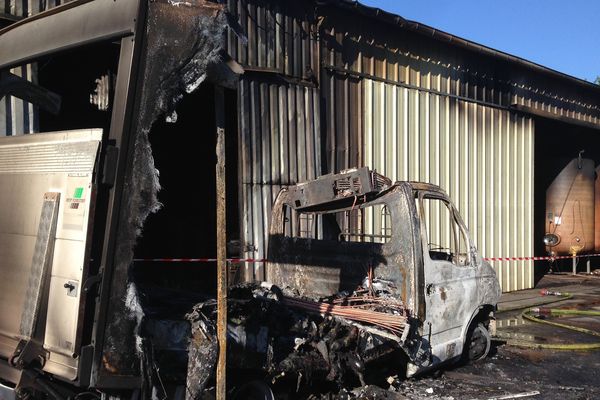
[465,322,491,362]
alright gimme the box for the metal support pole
[572,255,577,276]
[215,86,227,400]
[587,258,591,274]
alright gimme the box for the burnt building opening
[534,117,600,282]
[132,82,240,295]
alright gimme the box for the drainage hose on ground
[498,291,600,350]
[498,292,573,313]
[503,307,600,350]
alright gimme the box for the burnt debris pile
[183,281,410,398]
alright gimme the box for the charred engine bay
[137,281,412,399]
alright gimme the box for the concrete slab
[497,273,600,312]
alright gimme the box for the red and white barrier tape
[484,253,600,262]
[133,253,600,264]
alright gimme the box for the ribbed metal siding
[1,65,37,136]
[226,0,318,78]
[1,0,71,136]
[321,8,600,127]
[322,70,361,173]
[238,77,321,280]
[2,0,70,15]
[364,79,534,292]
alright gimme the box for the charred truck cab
[267,167,501,376]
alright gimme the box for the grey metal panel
[364,79,534,292]
[0,0,139,70]
[0,129,101,380]
[239,77,320,280]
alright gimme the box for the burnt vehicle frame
[267,168,501,377]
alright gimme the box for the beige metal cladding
[363,79,534,292]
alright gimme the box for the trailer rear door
[0,129,101,380]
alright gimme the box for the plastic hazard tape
[484,253,600,262]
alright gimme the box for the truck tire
[465,322,491,362]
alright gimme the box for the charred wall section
[238,75,321,281]
[226,0,324,280]
[97,0,229,382]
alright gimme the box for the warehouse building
[2,0,600,292]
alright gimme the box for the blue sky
[360,0,600,83]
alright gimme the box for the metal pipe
[587,258,591,274]
[214,86,227,400]
[323,64,513,113]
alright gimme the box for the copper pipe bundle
[282,296,407,336]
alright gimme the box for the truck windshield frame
[416,192,472,267]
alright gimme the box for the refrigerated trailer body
[0,0,235,397]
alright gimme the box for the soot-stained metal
[100,0,230,378]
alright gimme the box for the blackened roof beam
[0,12,21,29]
[0,71,61,115]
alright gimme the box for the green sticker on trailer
[73,187,84,199]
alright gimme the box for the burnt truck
[0,1,500,399]
[266,168,501,378]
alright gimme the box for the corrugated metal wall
[228,0,323,279]
[0,65,37,135]
[363,78,534,291]
[238,77,321,280]
[322,70,361,173]
[227,0,600,292]
[318,5,600,292]
[1,0,71,136]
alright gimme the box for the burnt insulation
[185,302,218,400]
[100,0,228,378]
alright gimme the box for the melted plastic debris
[185,302,218,400]
[183,284,410,398]
[125,282,145,353]
[130,282,412,398]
